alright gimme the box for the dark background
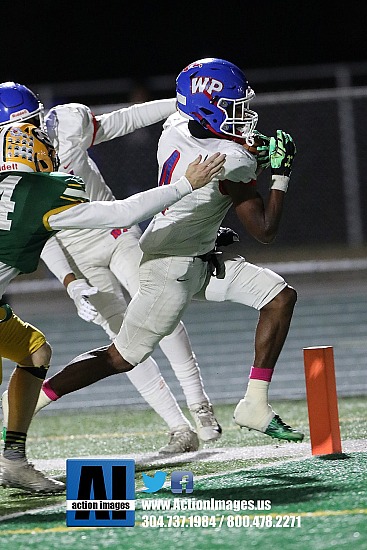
[2,1,365,86]
[3,1,367,253]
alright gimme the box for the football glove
[215,226,240,247]
[253,130,271,170]
[269,130,296,192]
[67,279,99,322]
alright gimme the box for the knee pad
[20,365,50,380]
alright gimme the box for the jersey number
[158,151,180,214]
[158,150,180,187]
[0,175,21,231]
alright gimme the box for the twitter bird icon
[142,471,167,493]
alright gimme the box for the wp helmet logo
[191,77,223,96]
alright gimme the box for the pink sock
[42,380,60,401]
[249,366,273,382]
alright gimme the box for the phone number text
[141,514,302,528]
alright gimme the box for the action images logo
[66,459,135,527]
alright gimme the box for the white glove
[66,279,98,322]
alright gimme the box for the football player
[0,120,225,492]
[31,58,304,444]
[0,82,223,452]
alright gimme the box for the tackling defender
[22,58,304,443]
[0,120,225,492]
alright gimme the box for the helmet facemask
[217,87,258,145]
[0,123,59,173]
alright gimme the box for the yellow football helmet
[0,122,59,173]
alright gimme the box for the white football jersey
[140,113,257,256]
[44,100,177,246]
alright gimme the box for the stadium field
[0,397,366,550]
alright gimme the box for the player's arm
[45,105,116,200]
[40,237,98,322]
[40,236,76,285]
[46,153,226,231]
[225,182,285,244]
[45,104,95,153]
[224,130,296,244]
[94,98,177,144]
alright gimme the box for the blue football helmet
[176,58,258,143]
[0,82,44,129]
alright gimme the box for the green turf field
[0,397,366,550]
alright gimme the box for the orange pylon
[303,346,342,455]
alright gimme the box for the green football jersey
[0,171,88,273]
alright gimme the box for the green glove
[253,130,271,170]
[269,130,296,177]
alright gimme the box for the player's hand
[215,226,240,247]
[66,279,99,322]
[270,130,296,177]
[185,153,226,190]
[253,130,271,171]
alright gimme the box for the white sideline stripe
[0,439,365,523]
[6,258,367,294]
[27,438,367,472]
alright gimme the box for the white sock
[244,378,271,404]
[127,357,191,431]
[234,379,274,431]
[34,388,52,416]
[159,321,210,407]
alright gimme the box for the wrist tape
[270,175,289,193]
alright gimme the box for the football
[242,132,268,156]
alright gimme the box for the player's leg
[127,360,199,453]
[157,322,222,441]
[1,315,50,437]
[41,255,206,405]
[36,256,199,453]
[110,235,221,441]
[0,312,65,493]
[201,250,303,442]
[113,252,213,450]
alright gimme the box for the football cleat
[0,456,65,493]
[264,414,304,442]
[158,426,199,454]
[233,398,304,443]
[189,403,222,442]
